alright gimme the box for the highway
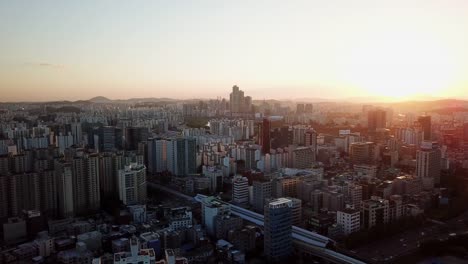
[148,182,366,264]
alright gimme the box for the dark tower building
[418,115,432,141]
[368,109,387,134]
[260,118,271,154]
[125,127,149,151]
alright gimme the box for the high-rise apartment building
[86,154,101,211]
[7,173,40,217]
[245,147,258,170]
[264,198,293,262]
[55,161,74,218]
[71,123,82,146]
[0,175,8,219]
[167,137,197,176]
[117,163,147,205]
[39,170,58,217]
[99,153,114,197]
[304,129,317,152]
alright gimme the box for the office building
[291,146,315,168]
[204,166,223,193]
[229,85,252,114]
[418,115,432,141]
[368,109,387,133]
[215,213,243,240]
[361,196,389,229]
[264,198,293,262]
[416,142,441,190]
[252,180,272,213]
[349,142,375,164]
[125,127,148,151]
[201,196,230,236]
[232,175,249,205]
[337,208,360,236]
[260,118,271,154]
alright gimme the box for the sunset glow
[1,0,468,101]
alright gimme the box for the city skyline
[2,0,468,102]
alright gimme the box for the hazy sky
[1,0,468,102]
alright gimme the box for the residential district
[1,86,468,263]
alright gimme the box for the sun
[340,31,458,100]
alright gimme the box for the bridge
[148,183,366,264]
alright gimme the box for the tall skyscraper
[125,127,149,151]
[229,85,252,115]
[260,118,271,155]
[230,85,244,114]
[367,109,387,133]
[264,198,293,262]
[416,142,441,190]
[101,126,116,152]
[418,115,432,141]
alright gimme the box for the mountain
[389,99,468,113]
[88,96,112,103]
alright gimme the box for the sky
[1,0,468,102]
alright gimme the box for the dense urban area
[1,85,468,264]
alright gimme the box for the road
[352,211,468,263]
[147,182,197,201]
